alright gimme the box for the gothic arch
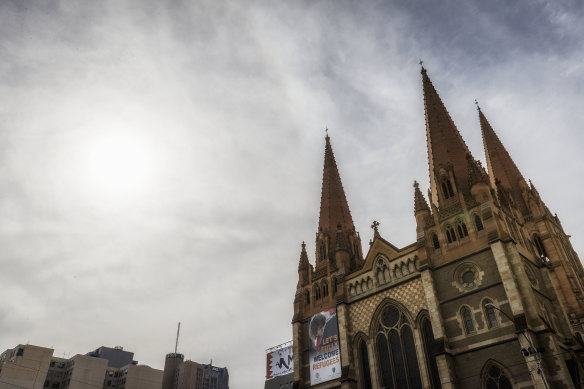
[369,298,417,339]
[480,359,514,389]
[431,232,441,249]
[532,233,548,258]
[480,298,499,329]
[460,305,476,334]
[456,217,469,239]
[353,332,373,389]
[416,311,442,389]
[371,300,422,389]
[441,178,455,199]
[444,224,457,243]
[313,284,321,300]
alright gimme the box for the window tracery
[482,362,513,389]
[375,304,422,389]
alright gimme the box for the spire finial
[325,127,329,139]
[419,59,426,73]
[371,220,379,231]
[413,180,419,189]
[475,99,481,111]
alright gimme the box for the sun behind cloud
[80,132,155,201]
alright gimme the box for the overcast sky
[1,1,583,387]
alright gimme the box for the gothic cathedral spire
[316,134,362,269]
[479,107,529,216]
[422,67,474,206]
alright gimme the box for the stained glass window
[375,305,422,389]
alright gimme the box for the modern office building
[161,353,229,389]
[0,344,53,389]
[0,344,161,389]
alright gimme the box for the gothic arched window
[446,225,456,243]
[474,214,484,231]
[322,281,329,297]
[314,285,321,300]
[359,340,372,389]
[461,306,475,334]
[441,179,454,199]
[533,234,547,258]
[483,300,498,329]
[319,242,326,260]
[482,362,513,389]
[332,277,337,295]
[432,233,440,249]
[305,290,310,305]
[421,317,441,388]
[457,219,468,238]
[375,305,422,389]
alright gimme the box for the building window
[432,233,440,249]
[461,307,475,334]
[322,281,329,297]
[482,362,513,389]
[421,317,441,388]
[359,340,372,389]
[375,305,422,389]
[474,214,484,231]
[305,291,310,305]
[457,219,468,238]
[483,301,498,328]
[533,234,547,258]
[319,243,326,260]
[16,348,24,356]
[314,285,321,300]
[446,225,456,243]
[441,180,454,199]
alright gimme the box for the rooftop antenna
[174,322,181,353]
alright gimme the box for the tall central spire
[318,134,355,236]
[422,67,473,204]
[479,107,529,215]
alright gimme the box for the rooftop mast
[174,322,180,354]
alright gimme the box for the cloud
[0,1,583,387]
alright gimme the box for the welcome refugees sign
[308,308,341,385]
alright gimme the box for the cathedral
[291,67,584,389]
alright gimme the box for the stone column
[420,269,456,389]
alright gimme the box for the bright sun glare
[82,134,154,200]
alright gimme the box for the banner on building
[309,308,341,385]
[266,342,293,380]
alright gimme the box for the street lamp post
[485,303,550,389]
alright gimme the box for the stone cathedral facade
[291,67,584,389]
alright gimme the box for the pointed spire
[479,107,529,215]
[413,181,430,214]
[318,135,355,247]
[422,68,474,204]
[298,242,309,271]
